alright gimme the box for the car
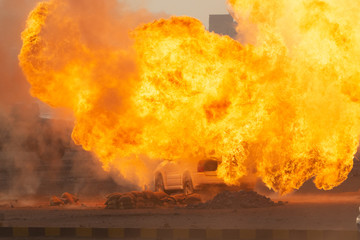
[154,158,224,194]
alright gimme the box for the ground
[1,150,360,239]
[0,192,359,231]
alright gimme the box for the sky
[129,0,229,28]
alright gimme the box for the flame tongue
[19,0,360,194]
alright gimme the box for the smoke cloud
[0,0,38,107]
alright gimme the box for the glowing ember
[19,0,360,194]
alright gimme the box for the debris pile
[104,190,285,209]
[188,190,285,209]
[105,191,202,209]
[50,192,79,206]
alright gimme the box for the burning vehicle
[154,158,256,194]
[154,158,223,194]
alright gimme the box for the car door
[164,160,182,189]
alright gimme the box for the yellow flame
[19,0,360,194]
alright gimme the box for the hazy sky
[129,0,229,28]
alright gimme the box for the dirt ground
[0,192,359,231]
[1,150,360,232]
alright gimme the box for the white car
[154,158,224,194]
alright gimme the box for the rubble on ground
[104,190,285,209]
[187,190,285,209]
[50,192,79,206]
[104,191,202,209]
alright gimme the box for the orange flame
[19,0,360,194]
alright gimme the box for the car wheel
[183,174,194,195]
[155,174,165,192]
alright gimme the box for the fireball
[19,0,360,194]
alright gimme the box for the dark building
[209,14,237,39]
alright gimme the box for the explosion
[19,0,360,194]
